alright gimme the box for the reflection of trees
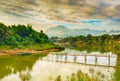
[70,73,76,81]
[96,71,101,81]
[54,69,107,81]
[55,75,61,81]
[89,68,95,81]
[63,40,120,81]
[0,55,43,80]
[19,72,31,81]
[66,43,120,54]
[76,45,113,53]
[115,54,120,81]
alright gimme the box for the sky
[0,0,120,31]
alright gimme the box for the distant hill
[45,25,120,37]
[109,30,120,35]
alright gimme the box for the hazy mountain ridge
[45,25,120,37]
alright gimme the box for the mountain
[45,25,70,37]
[45,25,120,37]
[109,30,120,35]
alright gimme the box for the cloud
[0,0,120,31]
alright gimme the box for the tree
[0,23,9,42]
[0,22,50,46]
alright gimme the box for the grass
[0,43,64,51]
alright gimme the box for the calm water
[0,48,119,81]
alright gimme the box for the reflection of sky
[47,55,117,66]
[0,48,117,81]
[46,48,117,66]
[1,60,115,81]
[57,48,116,55]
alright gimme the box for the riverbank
[0,48,62,56]
[0,43,64,56]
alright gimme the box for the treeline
[51,34,120,45]
[0,23,49,47]
[50,34,120,53]
[50,34,120,47]
[60,34,120,45]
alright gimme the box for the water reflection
[0,55,42,80]
[19,71,31,81]
[54,68,107,81]
[64,44,120,55]
[0,49,119,81]
[115,54,120,81]
[55,75,61,81]
[31,61,114,81]
[43,49,117,67]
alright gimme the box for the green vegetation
[0,22,64,50]
[51,34,120,81]
[60,34,120,46]
[52,34,120,54]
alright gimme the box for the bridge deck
[43,54,117,67]
[51,54,117,58]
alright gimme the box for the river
[0,48,119,81]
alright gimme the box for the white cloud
[0,0,120,31]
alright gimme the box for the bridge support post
[85,54,87,65]
[65,54,67,63]
[108,54,110,67]
[95,54,97,66]
[74,54,76,63]
[56,54,58,62]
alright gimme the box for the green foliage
[61,34,119,45]
[0,22,50,48]
[5,36,18,46]
[0,23,9,42]
[60,34,120,45]
[53,34,120,54]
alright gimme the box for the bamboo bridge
[43,53,117,67]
